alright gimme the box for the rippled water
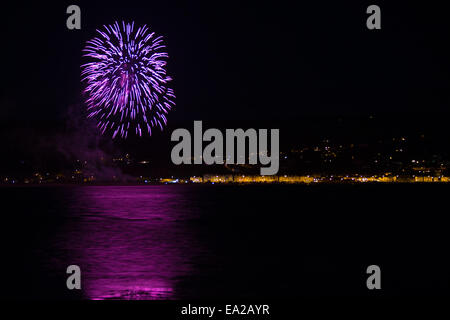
[50,186,206,299]
[2,184,450,299]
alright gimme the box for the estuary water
[1,184,449,299]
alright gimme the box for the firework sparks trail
[81,21,175,139]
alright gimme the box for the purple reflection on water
[63,186,202,300]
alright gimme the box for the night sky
[2,1,450,159]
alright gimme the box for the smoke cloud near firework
[81,21,176,139]
[52,104,133,182]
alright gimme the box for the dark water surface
[1,184,449,299]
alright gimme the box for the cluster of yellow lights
[189,175,450,184]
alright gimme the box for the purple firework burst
[81,21,175,139]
